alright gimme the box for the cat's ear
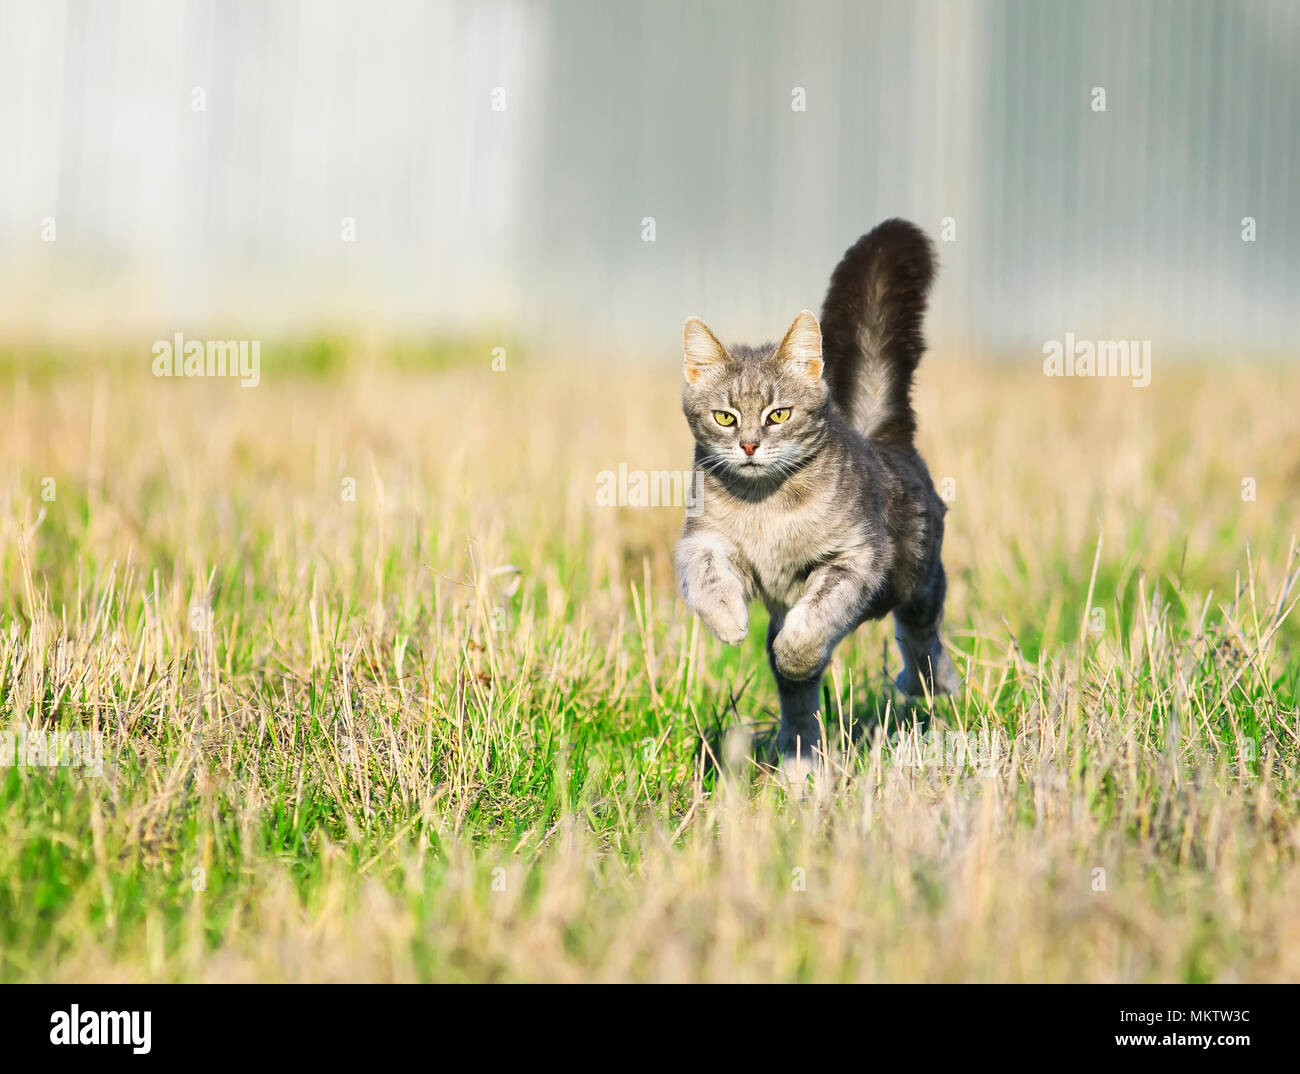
[777,309,823,378]
[683,316,728,384]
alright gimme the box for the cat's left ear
[777,310,823,378]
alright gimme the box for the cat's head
[680,310,830,481]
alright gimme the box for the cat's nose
[740,441,759,456]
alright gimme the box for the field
[1,341,1298,983]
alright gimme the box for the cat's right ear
[683,317,728,385]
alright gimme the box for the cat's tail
[818,219,936,449]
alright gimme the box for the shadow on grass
[692,676,948,779]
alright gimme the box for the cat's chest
[710,495,842,605]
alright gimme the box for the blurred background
[0,0,1295,356]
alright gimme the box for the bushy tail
[818,219,936,448]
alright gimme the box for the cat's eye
[713,410,736,427]
[766,407,792,425]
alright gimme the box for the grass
[0,339,1297,982]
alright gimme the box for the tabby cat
[675,219,959,759]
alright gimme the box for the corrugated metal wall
[0,0,1294,353]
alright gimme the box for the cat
[674,218,960,760]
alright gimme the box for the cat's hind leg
[893,558,960,697]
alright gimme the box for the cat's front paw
[699,598,748,646]
[773,610,828,681]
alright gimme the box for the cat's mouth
[705,450,784,480]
